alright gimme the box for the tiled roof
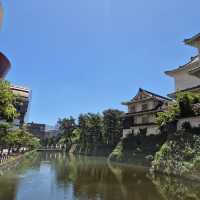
[184,33,200,45]
[140,88,172,101]
[165,55,199,75]
[122,88,171,105]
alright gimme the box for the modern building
[0,52,11,79]
[45,125,59,138]
[11,85,31,126]
[0,2,31,126]
[26,123,47,140]
[0,3,10,79]
[122,88,171,137]
[165,33,200,98]
[26,123,58,140]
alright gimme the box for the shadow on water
[0,152,200,200]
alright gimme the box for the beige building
[122,88,171,137]
[0,1,31,126]
[165,33,200,97]
[11,85,31,126]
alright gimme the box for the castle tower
[165,33,200,97]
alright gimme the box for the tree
[87,113,103,144]
[0,80,18,122]
[156,92,200,127]
[103,109,124,145]
[1,127,40,152]
[57,117,76,146]
[177,92,194,117]
[78,114,89,146]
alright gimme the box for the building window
[142,116,148,124]
[130,105,135,112]
[123,117,134,129]
[139,128,147,136]
[142,103,148,111]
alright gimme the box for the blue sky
[1,0,200,125]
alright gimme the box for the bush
[151,130,200,176]
[156,92,200,128]
[110,142,123,160]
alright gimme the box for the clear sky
[1,0,200,125]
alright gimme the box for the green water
[0,152,199,200]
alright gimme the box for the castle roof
[165,55,199,76]
[122,88,171,105]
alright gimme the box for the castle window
[142,103,148,111]
[130,105,135,112]
[142,116,148,124]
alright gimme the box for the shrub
[151,131,200,176]
[156,92,200,128]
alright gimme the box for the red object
[0,52,11,79]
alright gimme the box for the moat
[0,152,200,200]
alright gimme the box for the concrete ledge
[0,150,36,173]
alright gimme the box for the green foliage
[71,128,80,143]
[110,142,123,160]
[154,143,171,162]
[103,109,124,145]
[57,116,76,145]
[156,102,179,127]
[151,131,200,176]
[177,92,194,117]
[74,113,103,145]
[0,125,40,150]
[152,174,200,200]
[87,113,103,143]
[78,114,89,145]
[55,109,124,150]
[156,92,200,127]
[0,80,18,121]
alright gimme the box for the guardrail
[37,147,65,152]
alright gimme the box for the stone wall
[177,116,200,130]
[69,143,114,157]
[109,132,167,165]
[123,125,160,138]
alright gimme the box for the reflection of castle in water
[0,153,200,200]
[40,153,200,200]
[42,153,162,200]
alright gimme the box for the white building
[11,85,32,125]
[165,33,200,129]
[165,33,200,97]
[122,88,171,137]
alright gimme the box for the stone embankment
[0,150,36,173]
[68,125,200,181]
[69,143,114,157]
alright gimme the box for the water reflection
[0,152,200,200]
[152,174,200,200]
[51,153,161,200]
